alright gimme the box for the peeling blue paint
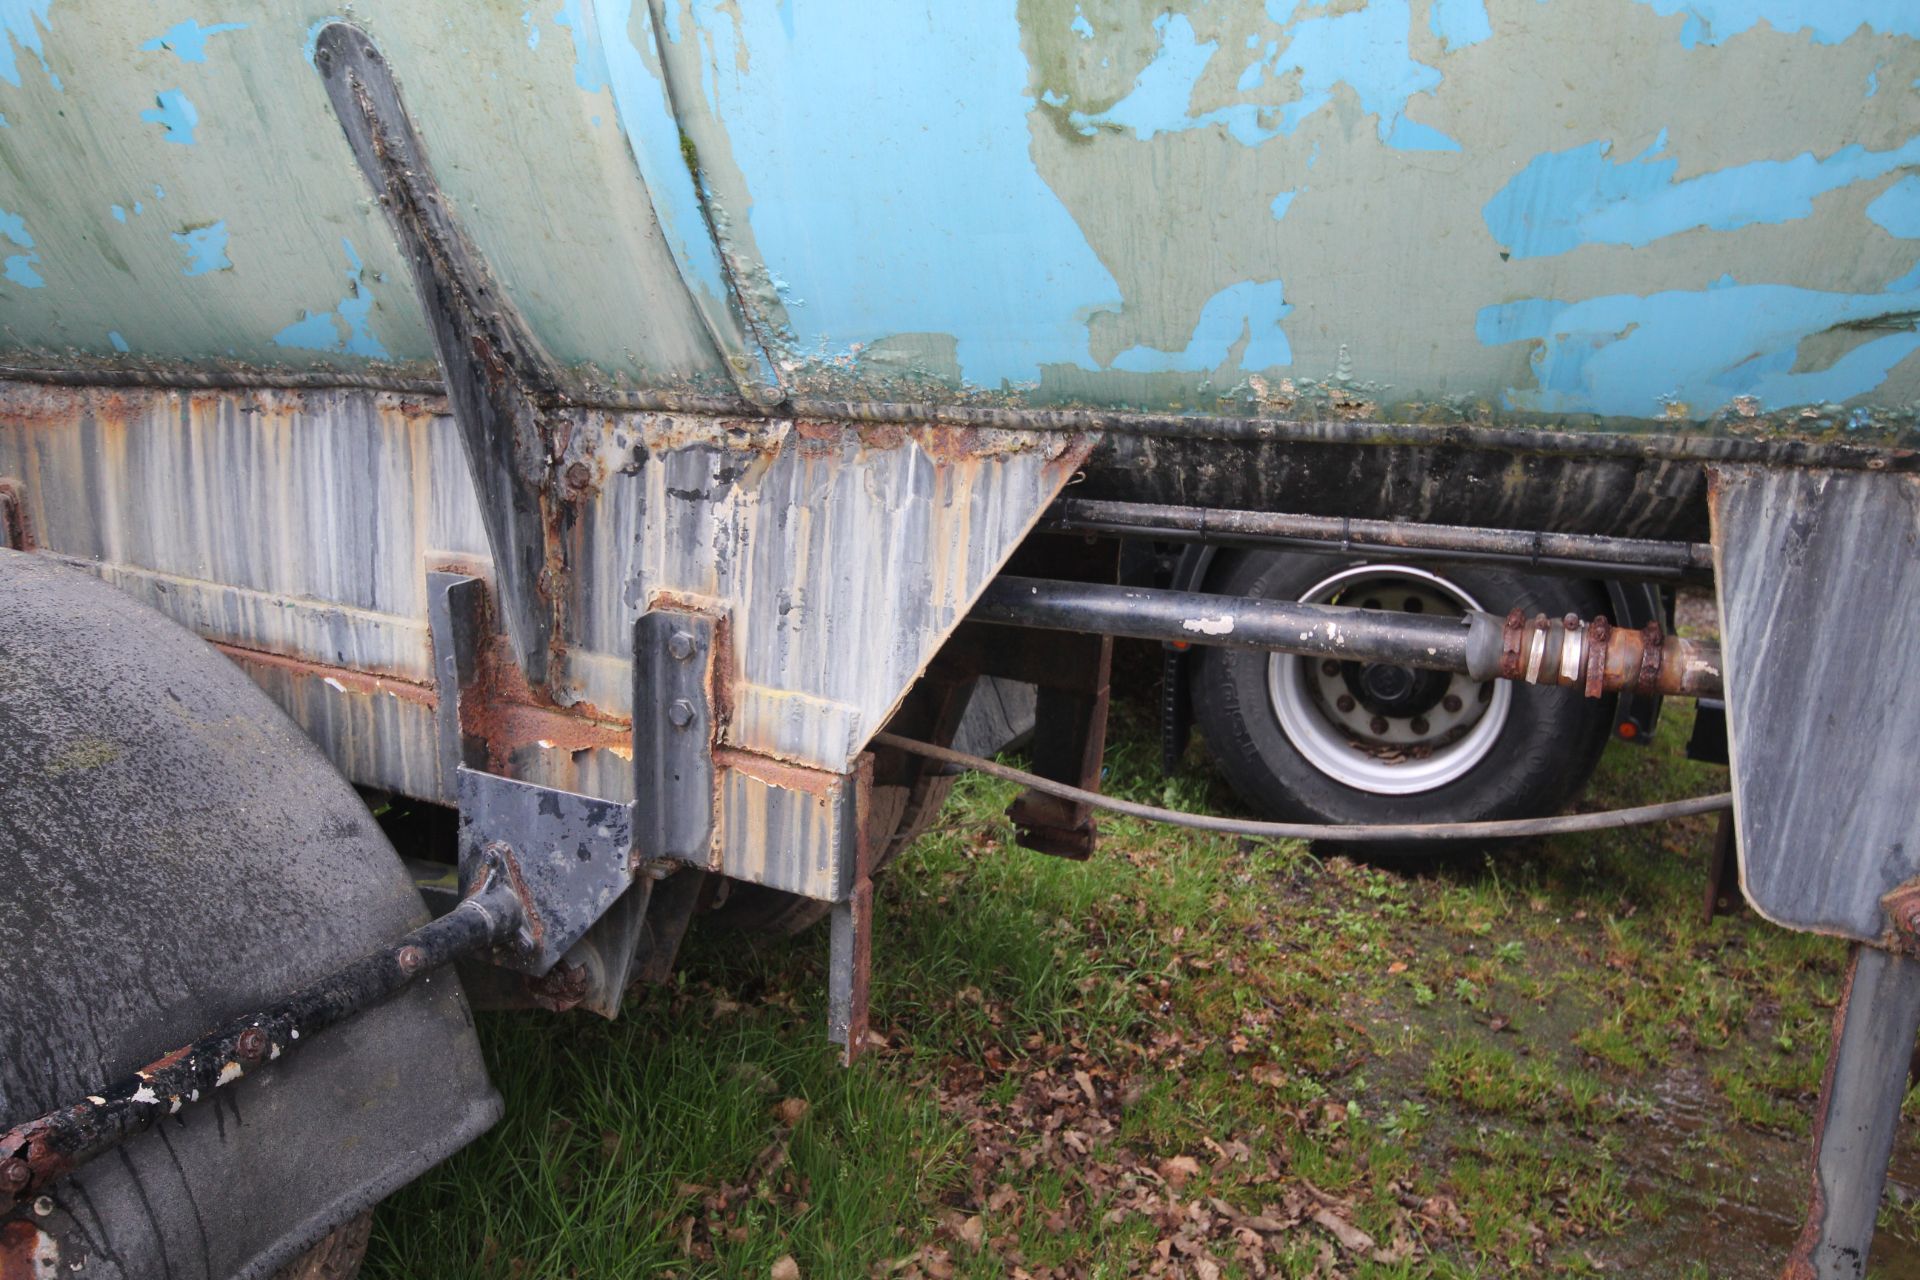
[1270,189,1298,218]
[1868,177,1920,239]
[584,0,730,306]
[1866,62,1881,98]
[140,90,199,145]
[688,0,1122,386]
[1112,280,1293,373]
[1478,278,1920,416]
[523,9,540,50]
[272,238,388,358]
[554,0,608,92]
[1626,1,1919,47]
[1485,134,1920,259]
[107,330,129,353]
[140,19,246,64]
[1275,0,1458,151]
[1430,0,1492,50]
[1074,2,1457,152]
[1070,6,1093,39]
[0,205,40,287]
[110,204,126,223]
[0,0,59,90]
[171,221,231,276]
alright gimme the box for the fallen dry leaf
[1158,1154,1202,1188]
[774,1097,811,1126]
[1311,1207,1376,1254]
[770,1255,799,1280]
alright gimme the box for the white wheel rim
[1265,564,1513,797]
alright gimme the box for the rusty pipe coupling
[1466,610,1722,700]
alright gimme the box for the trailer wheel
[1189,551,1616,858]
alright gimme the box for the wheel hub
[1344,661,1448,719]
[1267,565,1515,796]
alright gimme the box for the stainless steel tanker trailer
[1,2,1915,1275]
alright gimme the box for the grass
[365,655,1920,1279]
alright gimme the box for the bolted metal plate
[635,608,718,867]
[456,766,636,975]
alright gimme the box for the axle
[971,576,1723,700]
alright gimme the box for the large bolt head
[236,1027,269,1063]
[667,631,695,661]
[0,1157,30,1192]
[667,699,696,728]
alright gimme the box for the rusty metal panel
[0,381,1083,899]
[1710,464,1920,940]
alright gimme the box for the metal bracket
[456,767,635,977]
[315,22,566,685]
[1783,942,1920,1279]
[0,479,28,551]
[427,570,488,804]
[634,607,720,867]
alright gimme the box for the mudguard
[0,550,500,1278]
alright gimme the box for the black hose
[872,732,1730,842]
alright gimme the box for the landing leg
[1782,944,1920,1280]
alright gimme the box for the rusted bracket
[315,23,568,685]
[1781,940,1920,1280]
[634,607,722,868]
[1007,633,1113,860]
[427,570,489,805]
[828,754,876,1064]
[455,767,636,978]
[1701,811,1744,926]
[0,479,29,551]
[1882,880,1920,958]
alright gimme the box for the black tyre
[1189,551,1616,859]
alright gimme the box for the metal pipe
[975,575,1493,674]
[0,857,524,1201]
[1041,497,1716,583]
[873,732,1731,841]
[971,576,1724,700]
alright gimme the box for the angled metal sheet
[1710,464,1920,940]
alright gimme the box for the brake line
[872,733,1730,842]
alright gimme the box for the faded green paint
[0,0,1917,440]
[0,2,723,387]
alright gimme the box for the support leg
[828,756,876,1063]
[1782,944,1920,1280]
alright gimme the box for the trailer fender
[0,549,500,1279]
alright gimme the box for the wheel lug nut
[1442,695,1462,713]
[1369,716,1389,735]
[1320,659,1341,677]
[1410,716,1430,734]
[1336,694,1356,713]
